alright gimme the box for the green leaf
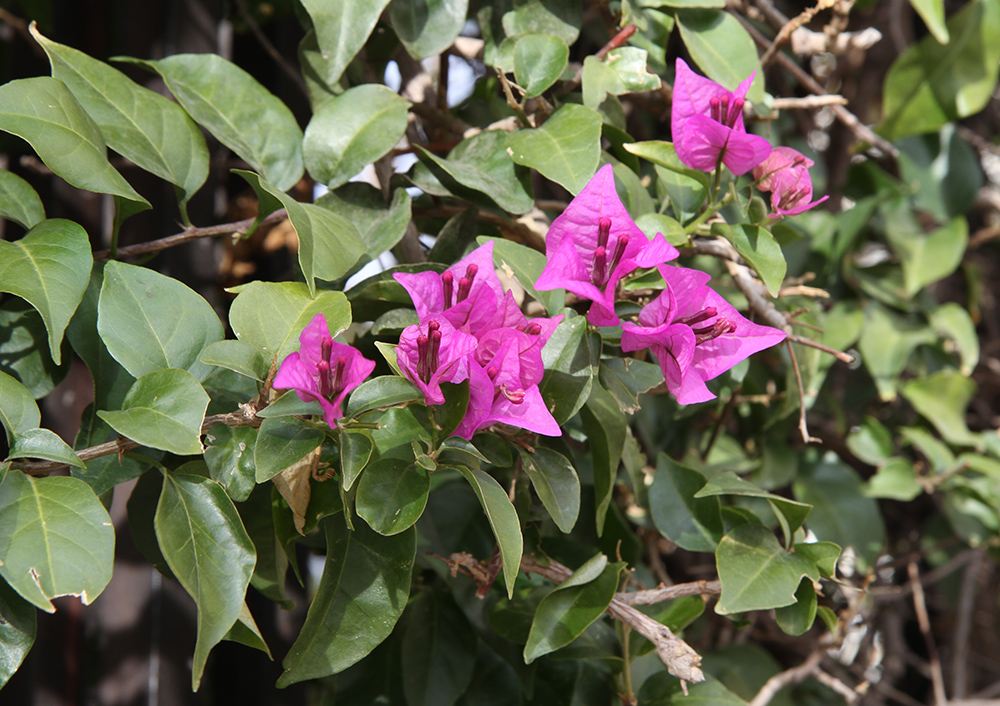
[0,169,44,229]
[885,213,968,296]
[523,554,625,663]
[235,171,365,296]
[793,541,840,578]
[32,25,208,211]
[506,103,602,195]
[502,0,582,45]
[623,140,710,189]
[126,471,175,580]
[773,579,817,636]
[6,428,84,468]
[0,471,114,612]
[930,302,979,375]
[583,47,661,108]
[304,84,410,189]
[793,456,886,570]
[635,210,686,248]
[345,375,423,418]
[0,370,41,444]
[277,515,415,686]
[521,447,581,533]
[539,313,597,423]
[198,340,267,381]
[123,54,303,190]
[649,454,723,552]
[316,183,412,259]
[675,9,764,103]
[97,260,223,381]
[897,124,981,221]
[357,458,430,535]
[155,471,256,690]
[846,416,894,466]
[715,524,818,614]
[598,358,665,414]
[479,236,563,314]
[0,219,92,365]
[0,76,148,206]
[863,457,922,501]
[0,576,36,689]
[695,471,812,547]
[514,33,569,98]
[227,280,353,369]
[901,369,979,446]
[902,426,956,473]
[454,465,522,598]
[239,485,292,608]
[0,299,69,398]
[254,417,325,483]
[858,303,935,401]
[417,130,534,214]
[203,424,257,502]
[713,223,786,298]
[340,428,374,491]
[655,163,709,221]
[300,0,393,86]
[389,0,469,59]
[401,589,477,706]
[224,601,271,657]
[880,0,1000,140]
[97,369,209,456]
[580,383,626,534]
[909,0,949,41]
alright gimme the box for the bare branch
[748,651,823,706]
[615,580,721,605]
[908,562,948,706]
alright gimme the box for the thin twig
[232,0,308,99]
[812,668,860,703]
[93,209,287,260]
[615,580,721,606]
[951,551,984,699]
[908,562,948,706]
[759,0,838,67]
[748,651,824,706]
[787,338,819,443]
[771,94,849,110]
[10,407,263,476]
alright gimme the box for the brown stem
[909,562,949,706]
[747,651,825,706]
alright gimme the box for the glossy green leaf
[389,0,469,59]
[278,515,415,686]
[624,140,710,188]
[583,47,660,108]
[715,524,818,614]
[863,457,922,501]
[340,428,374,491]
[598,358,664,414]
[402,589,477,706]
[655,163,709,221]
[224,601,271,657]
[155,470,256,690]
[123,54,303,190]
[236,172,365,296]
[714,223,786,298]
[0,219,92,365]
[930,302,979,375]
[649,455,723,552]
[793,541,840,578]
[846,416,894,466]
[773,579,817,637]
[357,458,430,535]
[502,0,581,45]
[0,299,69,398]
[6,428,84,468]
[695,471,812,546]
[204,424,257,502]
[301,0,392,86]
[0,471,114,612]
[539,313,597,423]
[0,169,44,229]
[227,280,353,369]
[675,9,764,103]
[126,471,174,580]
[902,426,956,473]
[901,369,979,446]
[521,447,580,533]
[881,0,1000,139]
[638,674,745,706]
[97,369,209,456]
[793,456,886,569]
[0,370,41,444]
[514,33,568,98]
[198,340,267,381]
[304,84,410,189]
[858,303,935,401]
[32,26,208,210]
[71,411,146,496]
[897,124,981,221]
[254,417,325,483]
[417,130,534,214]
[886,213,968,296]
[524,554,625,663]
[636,213,687,249]
[506,103,602,195]
[239,485,292,609]
[454,465,522,597]
[0,576,36,689]
[0,76,148,206]
[346,375,422,418]
[316,183,412,258]
[97,260,222,381]
[580,383,626,534]
[909,0,949,41]
[479,236,563,314]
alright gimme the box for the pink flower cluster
[672,58,827,218]
[394,241,563,439]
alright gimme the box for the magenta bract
[752,146,829,217]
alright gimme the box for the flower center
[592,234,630,288]
[677,307,736,344]
[777,184,809,210]
[316,336,345,399]
[709,94,744,129]
[415,321,442,382]
[486,365,525,405]
[442,264,480,307]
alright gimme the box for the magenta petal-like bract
[753,146,829,217]
[621,265,786,404]
[535,164,680,326]
[272,314,375,428]
[671,58,771,175]
[397,317,478,405]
